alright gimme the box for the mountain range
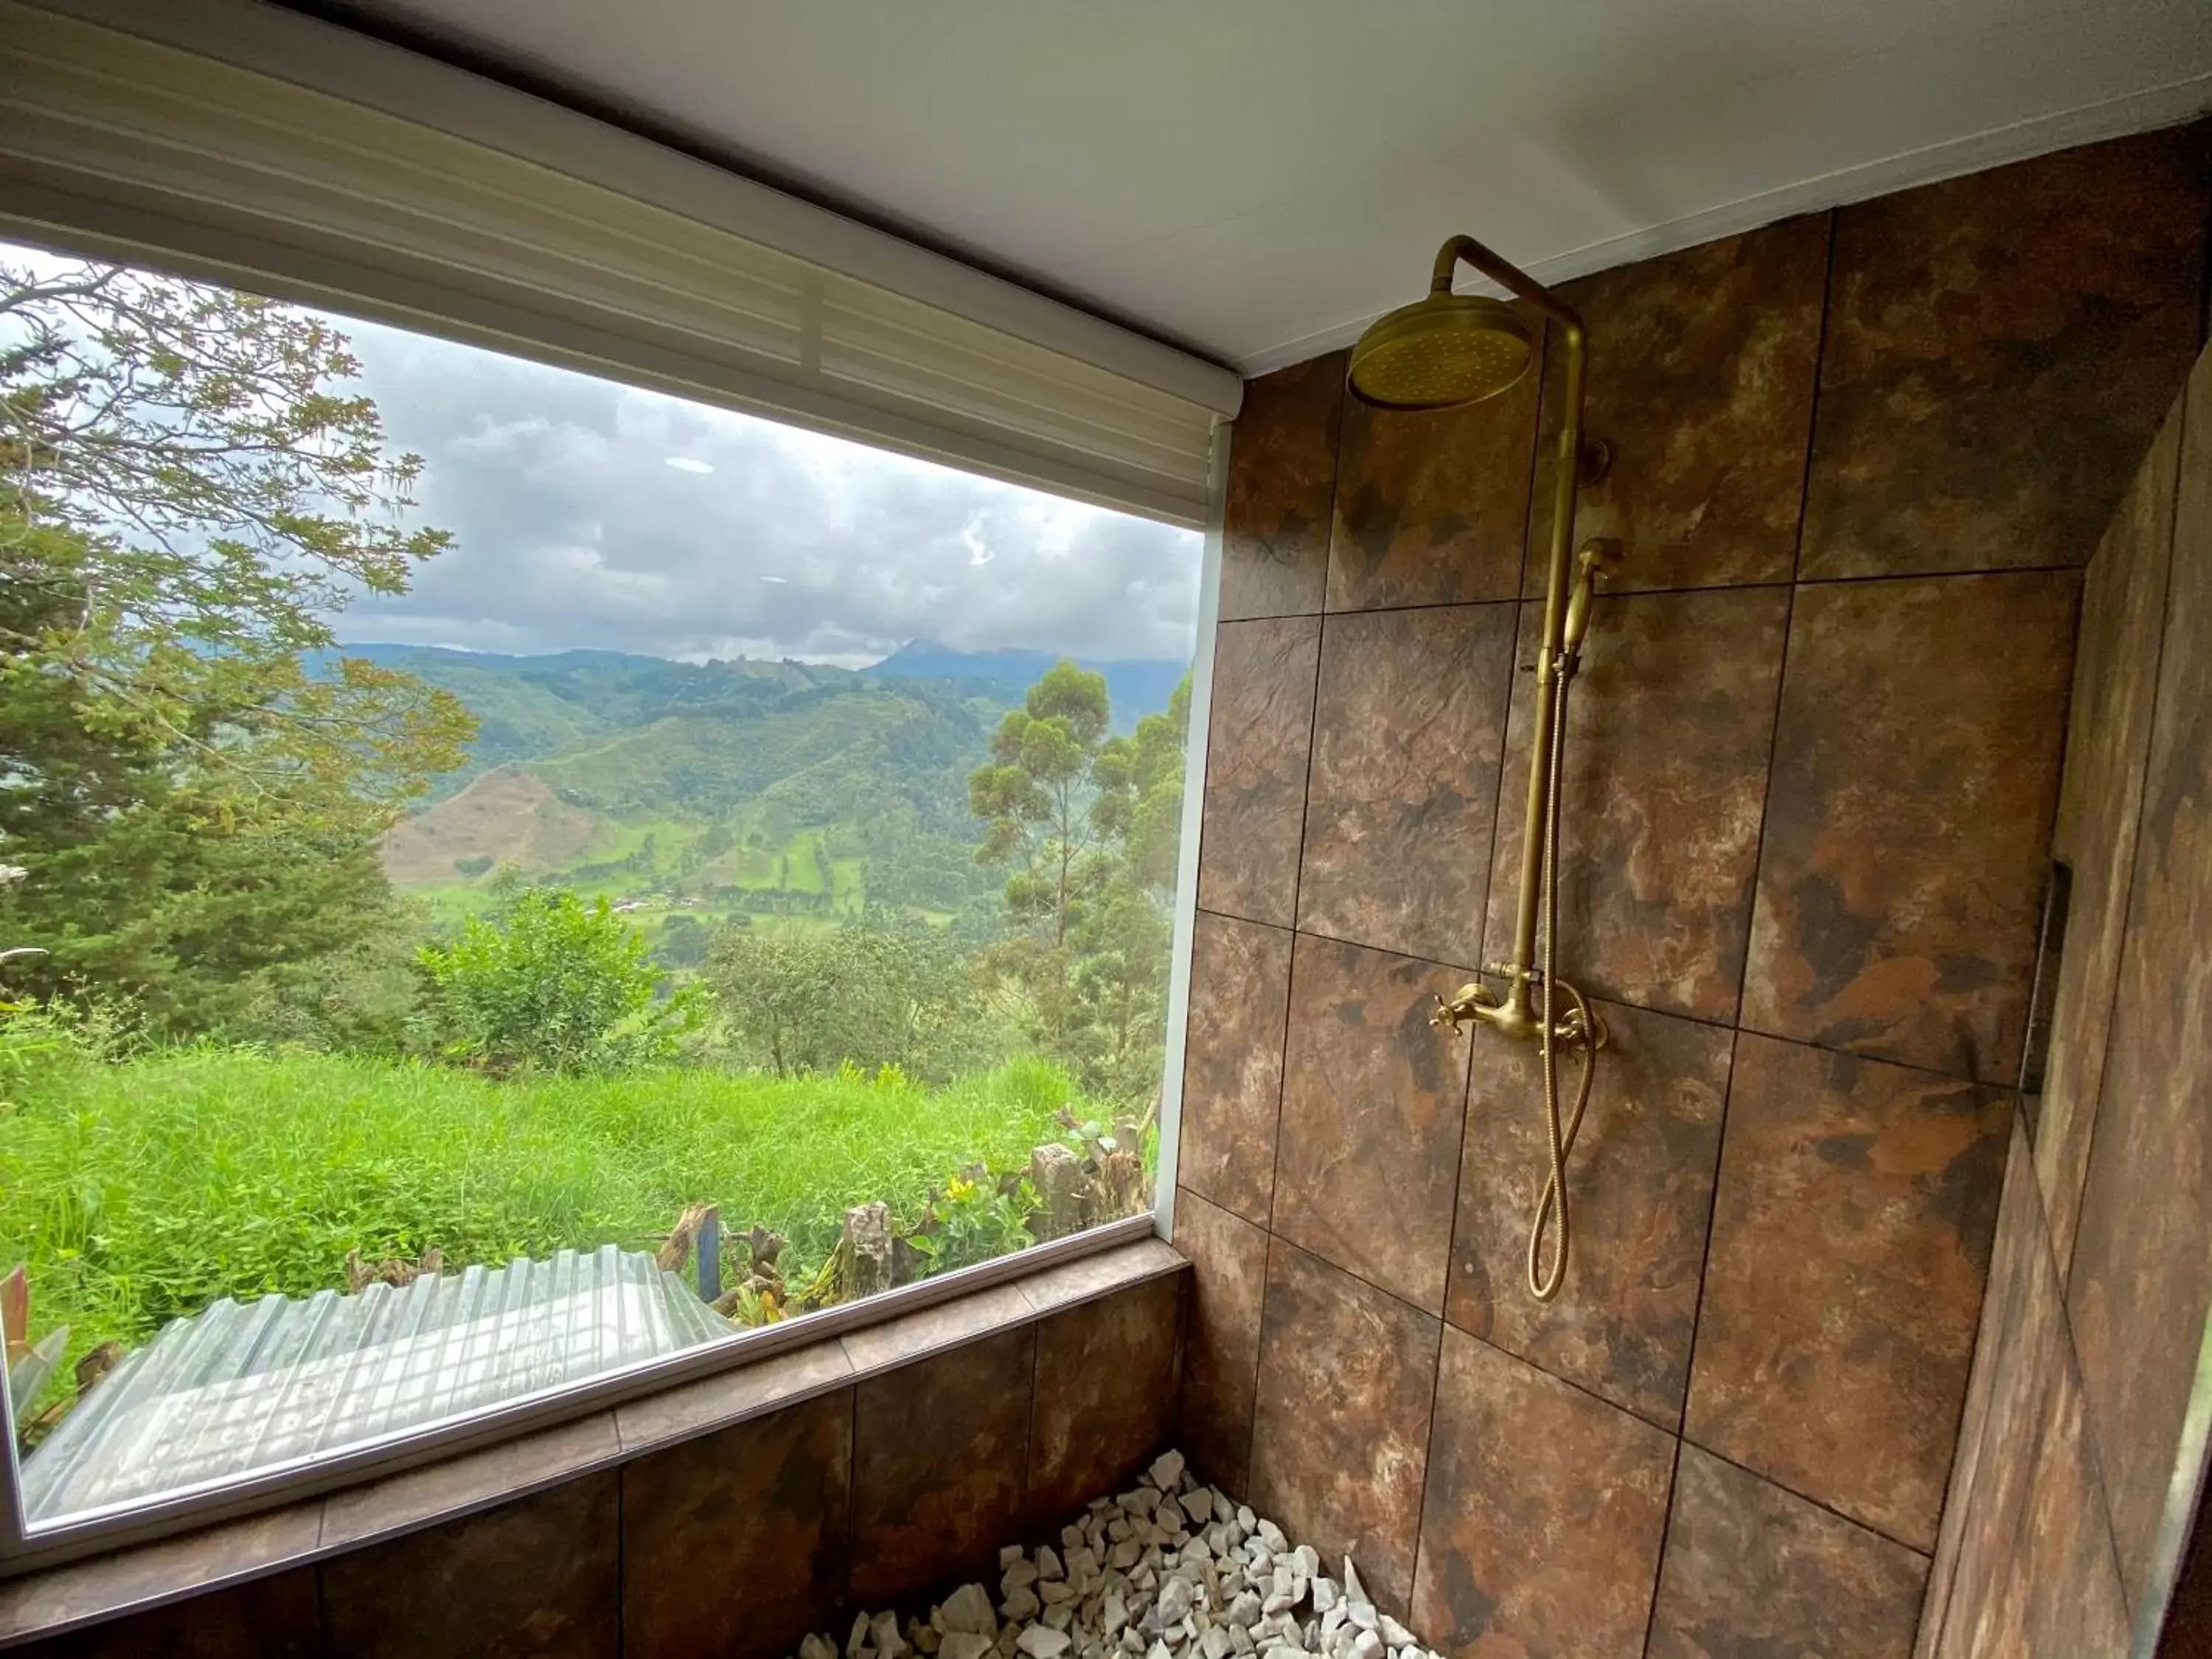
[337,641,1186,933]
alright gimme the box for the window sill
[0,1234,1186,1650]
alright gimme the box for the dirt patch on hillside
[382,766,601,886]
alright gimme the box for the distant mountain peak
[864,641,1185,725]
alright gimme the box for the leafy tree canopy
[0,256,471,1024]
[419,888,703,1073]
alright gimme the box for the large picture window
[0,240,1207,1531]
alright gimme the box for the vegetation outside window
[0,240,1204,1530]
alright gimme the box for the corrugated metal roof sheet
[21,1245,733,1524]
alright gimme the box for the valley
[358,641,1186,949]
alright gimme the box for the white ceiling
[317,0,2212,375]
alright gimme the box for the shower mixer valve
[1430,975,1605,1048]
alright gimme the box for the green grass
[0,1046,1085,1394]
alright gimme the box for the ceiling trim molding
[1239,69,2212,379]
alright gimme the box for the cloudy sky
[7,238,1203,669]
[331,312,1204,668]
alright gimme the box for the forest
[0,251,1193,1432]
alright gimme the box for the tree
[967,666,1192,1102]
[705,919,988,1081]
[418,888,703,1073]
[1091,672,1192,897]
[967,661,1110,948]
[0,255,471,1024]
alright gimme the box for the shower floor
[793,1451,1444,1659]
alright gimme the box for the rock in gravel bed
[785,1450,1449,1659]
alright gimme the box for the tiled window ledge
[0,1237,1188,1652]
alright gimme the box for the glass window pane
[0,237,1202,1528]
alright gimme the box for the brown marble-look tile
[1297,603,1516,967]
[1327,334,1541,611]
[322,1411,619,1550]
[1649,1445,1928,1659]
[1248,1239,1440,1615]
[1687,1034,2010,1551]
[1029,1275,1181,1522]
[2067,346,2212,1613]
[1222,354,1346,620]
[3,1569,319,1659]
[322,1470,619,1659]
[1526,216,1828,594]
[1446,1000,1731,1428]
[622,1389,852,1659]
[1412,1330,1675,1659]
[2036,400,2183,1273]
[1015,1239,1185,1316]
[1484,586,1790,1023]
[0,1505,321,1649]
[838,1281,1033,1374]
[1272,934,1471,1314]
[1742,571,2078,1082]
[616,1338,855,1456]
[1179,911,1293,1222]
[1801,126,2210,582]
[1197,616,1321,929]
[1919,1124,2131,1659]
[1172,1189,1270,1495]
[849,1324,1034,1605]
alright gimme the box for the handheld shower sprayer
[1349,236,1621,1302]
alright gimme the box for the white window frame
[0,0,1231,1573]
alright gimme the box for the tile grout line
[1683,1433,1936,1565]
[614,1436,627,1656]
[1239,359,1348,1500]
[1636,1437,1688,1659]
[1644,211,1832,1658]
[1409,355,1548,1612]
[1199,556,2095,630]
[1193,904,2031,1093]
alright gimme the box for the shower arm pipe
[1430,236,1588,1035]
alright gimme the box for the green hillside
[361,645,1095,944]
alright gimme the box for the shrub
[417,888,704,1072]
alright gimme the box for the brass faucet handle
[1430,981,1492,1033]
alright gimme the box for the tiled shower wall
[1172,123,2212,1658]
[1916,338,2212,1651]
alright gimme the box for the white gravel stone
[788,1454,1446,1659]
[942,1585,999,1638]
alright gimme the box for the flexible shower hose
[1530,654,1598,1302]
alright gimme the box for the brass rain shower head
[1347,291,1533,410]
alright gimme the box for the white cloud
[321,310,1205,666]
